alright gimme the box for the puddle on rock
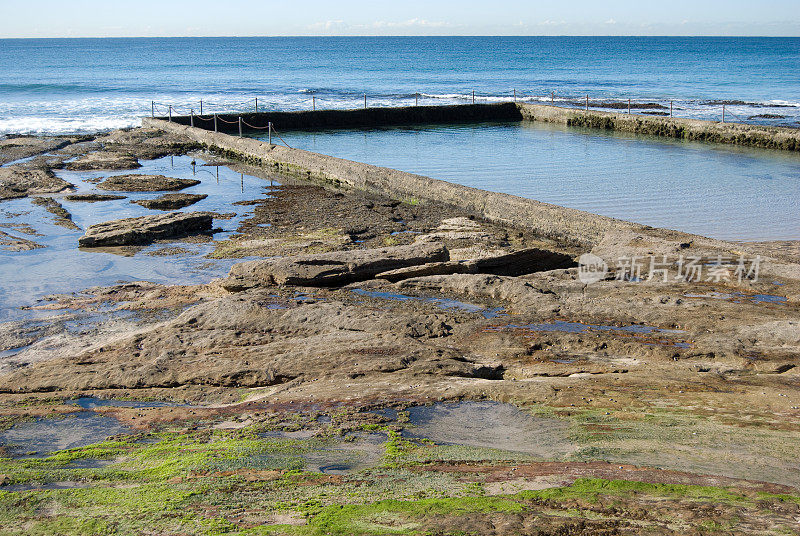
[67,397,190,410]
[351,289,504,318]
[400,401,576,458]
[301,433,386,475]
[3,481,95,492]
[684,291,788,305]
[0,412,131,458]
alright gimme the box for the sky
[1,0,799,38]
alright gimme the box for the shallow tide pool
[259,122,800,242]
[0,155,276,320]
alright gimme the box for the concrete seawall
[517,103,800,152]
[145,117,650,247]
[162,103,522,133]
[158,102,800,152]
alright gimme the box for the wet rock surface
[96,174,201,192]
[78,211,213,247]
[64,193,127,202]
[0,166,74,200]
[131,192,207,210]
[0,136,72,166]
[0,230,43,252]
[31,196,80,230]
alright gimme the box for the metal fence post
[585,95,589,112]
[670,101,673,117]
[268,122,272,145]
[151,101,155,118]
[255,97,258,113]
[200,100,203,115]
[214,113,218,133]
[551,91,554,103]
[190,110,194,128]
[364,94,367,109]
[415,93,419,106]
[628,99,631,114]
[312,96,315,111]
[168,105,172,122]
[238,116,242,137]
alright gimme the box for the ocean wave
[0,116,138,136]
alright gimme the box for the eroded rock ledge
[78,211,213,247]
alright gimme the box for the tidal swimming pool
[259,122,800,242]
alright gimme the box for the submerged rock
[96,174,200,192]
[66,151,141,171]
[132,193,208,210]
[78,211,213,247]
[0,166,73,200]
[224,241,449,289]
[64,193,127,202]
[31,197,80,231]
[0,230,43,252]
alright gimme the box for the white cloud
[307,18,452,34]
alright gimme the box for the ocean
[1,36,799,135]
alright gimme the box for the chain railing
[151,90,796,128]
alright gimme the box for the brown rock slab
[467,247,575,276]
[377,261,470,282]
[132,193,208,210]
[64,193,127,202]
[0,166,73,200]
[377,248,575,282]
[224,241,449,289]
[96,174,201,192]
[78,211,213,247]
[66,151,141,171]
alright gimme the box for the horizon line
[1,34,799,40]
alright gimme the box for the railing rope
[150,91,792,129]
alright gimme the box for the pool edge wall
[155,102,800,152]
[144,116,738,250]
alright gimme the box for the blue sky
[2,0,799,38]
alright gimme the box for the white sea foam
[0,116,139,136]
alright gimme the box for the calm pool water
[259,122,800,241]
